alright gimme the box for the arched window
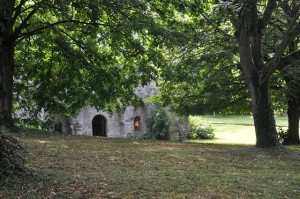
[134,116,141,131]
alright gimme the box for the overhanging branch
[200,12,233,39]
[15,20,111,45]
[12,0,28,25]
[13,7,38,39]
[259,20,300,84]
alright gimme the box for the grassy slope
[1,130,300,199]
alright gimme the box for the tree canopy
[156,6,251,115]
[156,0,300,147]
[1,0,193,125]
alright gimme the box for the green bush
[187,117,215,140]
[141,107,170,140]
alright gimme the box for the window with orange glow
[134,116,141,130]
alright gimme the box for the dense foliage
[1,0,192,127]
[139,106,170,140]
[156,0,300,147]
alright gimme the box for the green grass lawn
[1,130,300,199]
[190,115,293,145]
[201,115,288,127]
[191,124,256,145]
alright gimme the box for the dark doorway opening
[92,115,107,136]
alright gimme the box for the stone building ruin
[60,82,189,141]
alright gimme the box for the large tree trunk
[0,40,14,128]
[0,2,15,128]
[284,99,300,145]
[235,0,279,147]
[250,81,279,147]
[240,68,280,147]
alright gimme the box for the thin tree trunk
[284,100,300,145]
[282,41,300,145]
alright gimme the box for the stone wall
[59,82,189,141]
[63,104,147,138]
[69,108,123,137]
[168,113,189,141]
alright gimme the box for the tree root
[0,132,27,182]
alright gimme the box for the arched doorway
[92,115,107,136]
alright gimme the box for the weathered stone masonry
[60,82,189,141]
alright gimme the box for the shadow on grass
[1,131,299,199]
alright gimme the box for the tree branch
[200,12,233,39]
[279,49,300,68]
[15,20,111,45]
[279,0,291,14]
[259,21,300,84]
[260,0,277,30]
[12,0,28,25]
[13,6,38,40]
[58,29,89,54]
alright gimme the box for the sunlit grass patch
[189,124,256,145]
[200,114,288,127]
[189,115,294,145]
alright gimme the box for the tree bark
[0,2,15,127]
[235,0,280,147]
[238,54,280,147]
[0,40,15,127]
[282,40,300,145]
[281,65,300,145]
[251,82,279,147]
[284,99,300,145]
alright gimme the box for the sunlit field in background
[189,115,290,145]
